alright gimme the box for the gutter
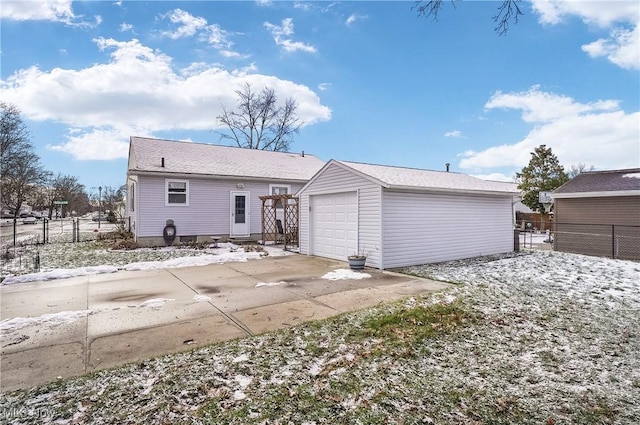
[552,190,640,199]
[128,170,311,184]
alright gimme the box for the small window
[269,184,291,209]
[130,183,135,212]
[166,179,189,206]
[271,186,289,195]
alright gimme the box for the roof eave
[128,169,311,184]
[386,185,519,196]
[552,190,640,199]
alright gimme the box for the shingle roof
[553,168,640,196]
[128,137,325,181]
[336,161,519,194]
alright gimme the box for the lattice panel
[259,195,299,250]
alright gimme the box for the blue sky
[1,1,639,194]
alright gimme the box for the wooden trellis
[259,194,299,250]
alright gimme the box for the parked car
[92,214,107,222]
[22,216,37,225]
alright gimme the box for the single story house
[552,168,640,260]
[296,160,519,269]
[126,136,325,246]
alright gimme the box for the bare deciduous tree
[567,163,595,179]
[48,174,89,218]
[217,83,302,152]
[413,0,524,35]
[0,102,50,217]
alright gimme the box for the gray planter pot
[348,256,366,270]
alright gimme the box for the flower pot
[348,256,366,270]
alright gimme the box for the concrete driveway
[0,254,449,392]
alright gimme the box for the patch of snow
[138,298,174,309]
[193,294,211,302]
[235,375,252,388]
[322,269,371,281]
[1,242,292,285]
[255,281,285,287]
[2,265,118,285]
[0,310,92,333]
[622,173,640,179]
[309,359,325,376]
[233,390,247,401]
[232,354,250,363]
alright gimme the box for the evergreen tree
[516,145,569,213]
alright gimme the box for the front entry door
[230,191,250,236]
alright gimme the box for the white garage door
[311,192,358,260]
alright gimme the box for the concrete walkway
[0,254,449,392]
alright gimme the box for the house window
[166,179,189,206]
[130,183,135,212]
[270,185,290,196]
[269,184,291,208]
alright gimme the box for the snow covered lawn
[1,251,638,424]
[1,241,289,284]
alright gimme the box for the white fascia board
[386,185,518,197]
[552,190,640,199]
[130,170,308,184]
[296,159,386,196]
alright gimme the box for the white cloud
[159,9,246,58]
[318,83,331,91]
[531,0,640,70]
[0,0,75,22]
[264,18,317,53]
[0,0,99,27]
[582,25,640,70]
[444,130,463,138]
[485,86,619,123]
[346,14,368,26]
[0,38,331,160]
[161,9,207,39]
[119,22,134,32]
[256,0,272,6]
[458,86,639,172]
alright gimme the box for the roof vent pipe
[445,163,450,172]
[161,157,165,168]
[301,150,305,157]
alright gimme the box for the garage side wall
[554,196,640,259]
[381,190,514,268]
[299,164,382,267]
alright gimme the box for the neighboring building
[552,168,640,260]
[297,160,519,269]
[126,137,325,246]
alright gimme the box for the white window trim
[269,184,291,210]
[130,182,135,212]
[269,184,291,196]
[165,179,189,206]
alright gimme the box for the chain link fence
[554,223,640,260]
[1,217,131,276]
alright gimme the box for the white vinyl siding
[381,189,514,268]
[299,163,382,268]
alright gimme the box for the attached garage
[298,160,518,269]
